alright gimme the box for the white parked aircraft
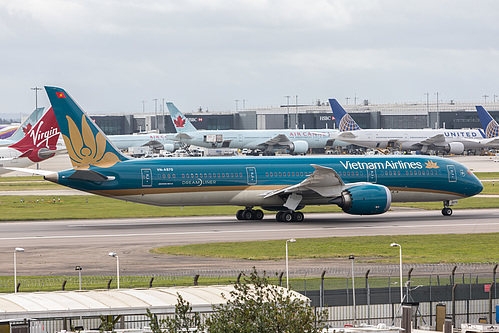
[329,99,485,154]
[166,102,346,154]
[106,133,179,152]
[0,107,44,147]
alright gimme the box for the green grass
[152,233,499,264]
[0,172,498,221]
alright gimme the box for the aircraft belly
[109,190,285,207]
[391,191,462,202]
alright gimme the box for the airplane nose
[470,177,483,196]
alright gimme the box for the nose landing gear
[441,200,453,216]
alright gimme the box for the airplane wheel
[236,210,244,220]
[282,212,294,222]
[442,207,452,216]
[276,212,284,222]
[254,209,264,220]
[293,211,304,222]
[242,210,254,220]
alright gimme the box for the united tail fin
[45,86,129,169]
[328,99,361,131]
[166,102,198,133]
[476,106,499,138]
[9,108,60,162]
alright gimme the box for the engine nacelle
[399,142,416,151]
[288,140,309,154]
[37,147,56,160]
[162,143,176,152]
[444,142,464,155]
[333,184,392,215]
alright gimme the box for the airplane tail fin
[476,106,499,138]
[45,86,129,169]
[328,99,361,131]
[166,102,198,133]
[9,107,61,162]
[7,107,45,143]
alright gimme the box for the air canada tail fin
[8,107,45,143]
[476,106,499,138]
[45,86,129,169]
[166,102,198,133]
[328,99,361,131]
[9,108,60,162]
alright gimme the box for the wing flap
[263,164,345,199]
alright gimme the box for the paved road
[1,209,498,276]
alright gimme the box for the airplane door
[238,134,243,143]
[447,165,457,182]
[246,167,257,185]
[141,168,153,187]
[367,168,377,183]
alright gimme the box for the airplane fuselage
[47,155,482,210]
[338,129,485,150]
[170,129,343,150]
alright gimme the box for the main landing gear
[276,211,304,222]
[236,208,264,220]
[441,200,453,216]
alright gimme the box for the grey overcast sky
[1,0,499,119]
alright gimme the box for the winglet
[45,86,129,169]
[329,99,361,131]
[166,102,198,133]
[476,106,499,138]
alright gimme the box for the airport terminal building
[90,100,499,135]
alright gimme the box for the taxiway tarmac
[0,209,498,276]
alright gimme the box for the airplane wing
[3,167,56,176]
[476,137,499,146]
[419,133,445,146]
[336,131,358,139]
[170,133,194,141]
[263,164,345,203]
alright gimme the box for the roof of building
[0,285,309,320]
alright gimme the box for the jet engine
[37,147,56,160]
[162,143,176,153]
[288,140,309,154]
[331,184,392,215]
[444,142,464,155]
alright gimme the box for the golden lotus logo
[64,115,121,169]
[425,160,439,169]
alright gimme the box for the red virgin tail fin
[9,108,61,162]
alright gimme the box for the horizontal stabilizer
[68,169,115,182]
[4,167,56,176]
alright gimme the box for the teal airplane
[14,87,482,221]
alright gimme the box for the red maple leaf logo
[23,123,32,134]
[174,115,186,128]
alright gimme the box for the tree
[205,268,326,333]
[146,294,204,333]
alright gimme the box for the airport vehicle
[0,107,44,146]
[12,87,482,220]
[0,108,62,175]
[329,99,485,154]
[166,102,343,155]
[475,106,499,146]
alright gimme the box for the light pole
[75,266,83,290]
[14,248,25,293]
[285,96,291,129]
[349,254,357,324]
[294,95,298,129]
[31,87,42,110]
[390,243,403,303]
[109,252,119,289]
[285,238,296,289]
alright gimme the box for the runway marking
[1,222,499,241]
